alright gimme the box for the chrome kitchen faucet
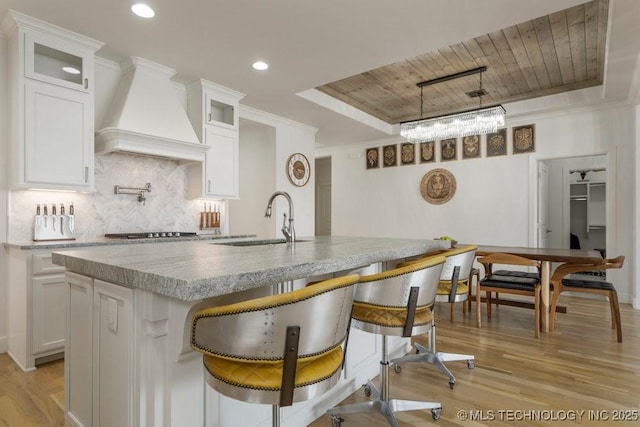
[264,191,296,244]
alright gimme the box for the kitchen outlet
[108,297,119,333]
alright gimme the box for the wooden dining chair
[549,256,624,342]
[465,267,481,313]
[476,253,542,338]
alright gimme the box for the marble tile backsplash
[8,152,220,241]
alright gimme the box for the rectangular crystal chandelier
[400,66,506,142]
[400,105,505,142]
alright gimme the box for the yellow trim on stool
[192,274,360,320]
[440,244,478,257]
[361,255,446,283]
[401,244,478,267]
[352,302,433,328]
[437,281,469,295]
[203,346,344,390]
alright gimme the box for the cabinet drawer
[32,253,66,275]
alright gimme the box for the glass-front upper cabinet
[205,95,235,128]
[24,31,93,92]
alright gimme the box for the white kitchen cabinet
[32,273,67,355]
[66,272,94,427]
[92,280,134,427]
[200,126,239,198]
[24,80,92,188]
[205,95,236,129]
[7,248,68,371]
[2,10,103,191]
[24,28,93,92]
[65,274,134,427]
[187,79,245,199]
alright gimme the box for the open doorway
[538,155,607,252]
[315,157,331,235]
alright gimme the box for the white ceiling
[2,0,639,147]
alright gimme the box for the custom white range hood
[95,57,209,163]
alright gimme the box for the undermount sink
[214,239,309,247]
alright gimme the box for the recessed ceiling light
[252,61,269,71]
[131,3,155,18]
[62,66,81,75]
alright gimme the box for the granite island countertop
[52,236,450,301]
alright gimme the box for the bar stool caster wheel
[432,407,441,420]
[393,363,402,373]
[363,384,372,397]
[449,380,455,389]
[331,415,344,427]
[467,360,475,369]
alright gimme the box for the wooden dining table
[475,245,604,333]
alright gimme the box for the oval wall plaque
[420,168,456,205]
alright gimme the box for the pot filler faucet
[264,191,296,244]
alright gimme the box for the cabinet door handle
[208,113,212,122]
[85,167,89,183]
[84,78,88,89]
[208,180,211,192]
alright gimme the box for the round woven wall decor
[420,168,456,205]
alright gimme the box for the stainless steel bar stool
[191,274,360,427]
[328,255,446,427]
[392,245,477,388]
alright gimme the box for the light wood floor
[2,296,638,426]
[0,353,64,426]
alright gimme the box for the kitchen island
[52,236,448,427]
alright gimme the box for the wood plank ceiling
[316,0,608,125]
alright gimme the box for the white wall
[228,120,276,237]
[318,104,636,304]
[0,32,8,352]
[326,139,530,243]
[240,106,317,238]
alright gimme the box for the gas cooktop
[104,232,198,239]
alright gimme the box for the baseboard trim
[7,351,36,372]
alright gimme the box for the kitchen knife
[60,204,65,235]
[69,203,75,234]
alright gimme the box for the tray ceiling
[316,0,608,125]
